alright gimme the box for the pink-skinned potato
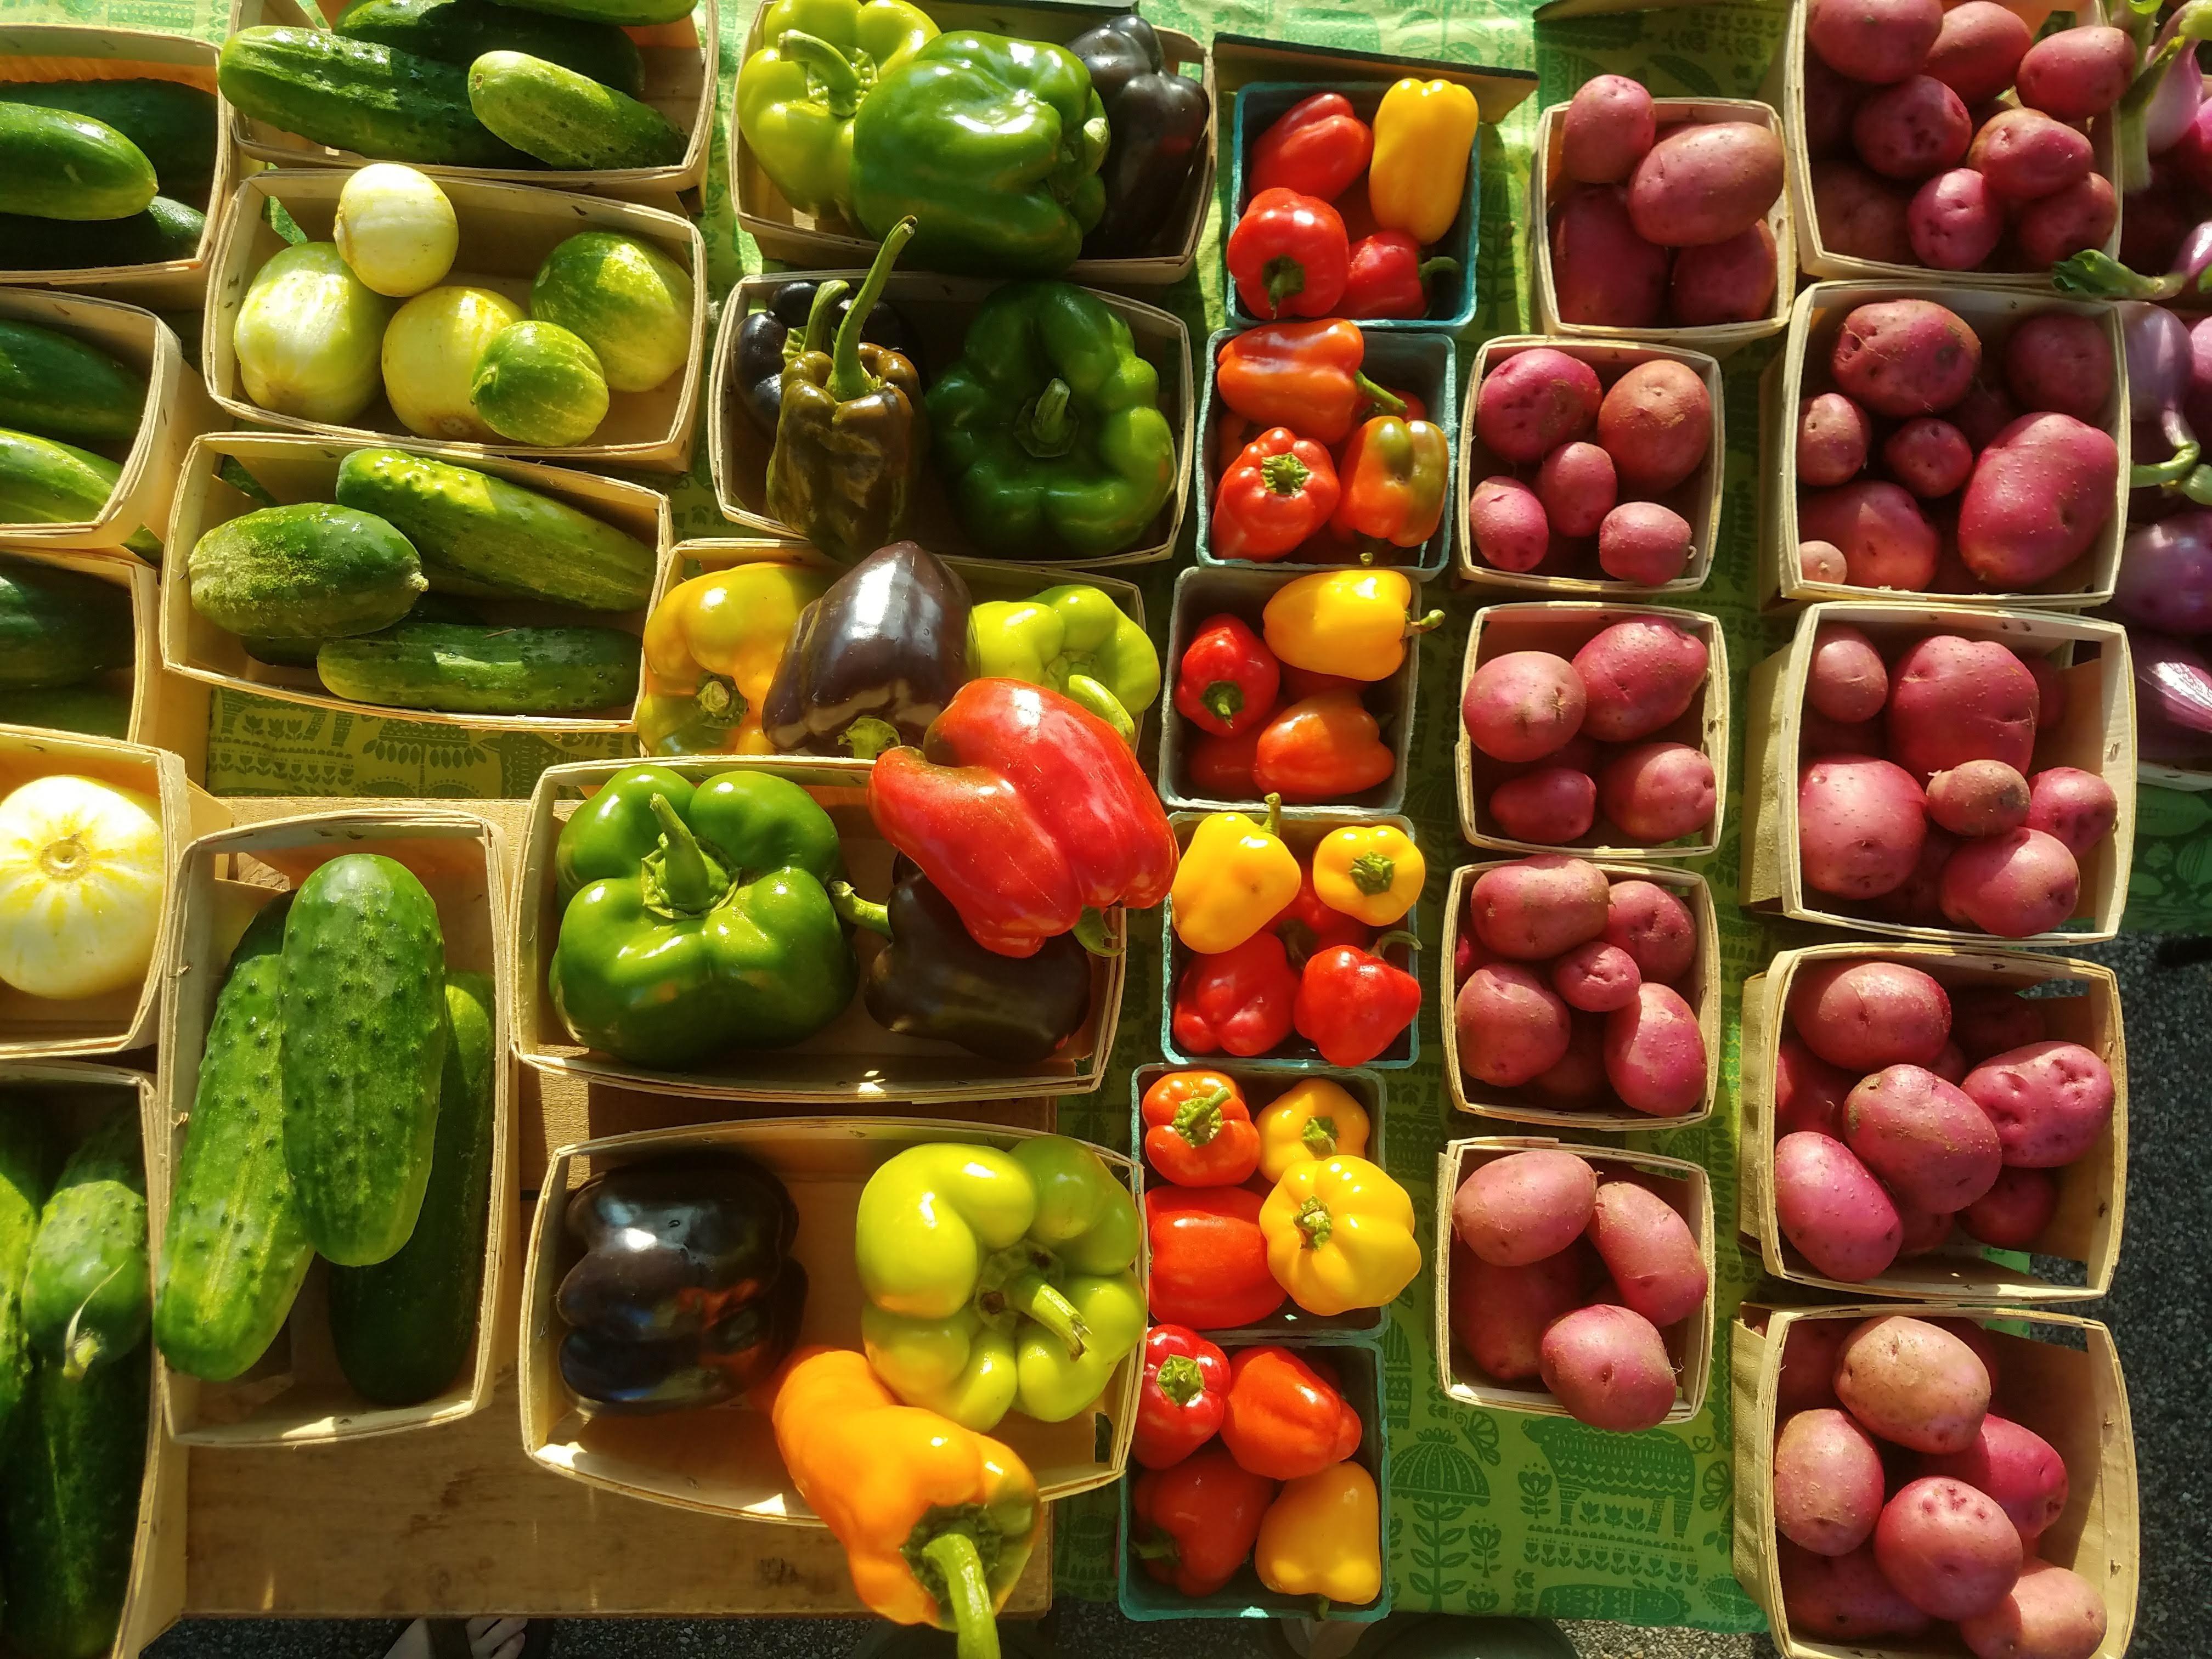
[1779,1540,1937,1640]
[1928,759,2032,838]
[1801,539,1850,583]
[1797,754,1929,899]
[1884,417,1974,498]
[1572,619,1707,742]
[2026,766,2118,857]
[1797,481,1939,590]
[1669,221,1778,325]
[2017,173,2119,269]
[1463,649,1585,763]
[1799,393,1872,488]
[1843,1063,2005,1212]
[1864,823,1957,926]
[1775,1408,1887,1555]
[1787,959,1952,1070]
[1538,1304,1678,1430]
[1940,827,2082,938]
[1469,476,1553,573]
[1776,1033,1854,1137]
[1876,1477,2024,1620]
[1909,167,2006,270]
[1536,441,1617,538]
[1832,299,1982,419]
[1603,879,1696,983]
[1835,1314,1992,1453]
[2004,313,2114,424]
[1550,185,1670,329]
[2015,25,2136,122]
[1597,502,1694,585]
[1587,1178,1707,1325]
[1626,121,1784,247]
[1599,742,1715,844]
[1596,360,1711,493]
[1778,1319,1853,1415]
[1452,1148,1599,1266]
[1452,1242,1593,1383]
[1960,1559,2108,1659]
[1897,1200,1957,1256]
[1491,767,1599,844]
[1925,1,2033,103]
[1970,108,2093,201]
[1603,982,1707,1116]
[1853,75,1971,181]
[1962,1039,2115,1167]
[1952,376,2023,452]
[1561,74,1657,185]
[1924,1413,2071,1547]
[1808,622,1888,723]
[1931,1317,2005,1391]
[1456,962,1575,1087]
[1469,854,1612,960]
[1552,940,1642,1012]
[1476,347,1603,464]
[1812,160,1914,263]
[1802,45,1871,156]
[1960,1165,2059,1248]
[1932,1040,1967,1083]
[1887,634,2039,777]
[1773,1132,1904,1281]
[1531,1015,1611,1107]
[1954,989,2051,1060]
[1808,0,1942,84]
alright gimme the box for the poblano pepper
[857,1135,1145,1431]
[735,0,939,219]
[548,766,856,1065]
[927,281,1177,560]
[967,584,1158,744]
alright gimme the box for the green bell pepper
[856,1135,1146,1431]
[968,584,1160,744]
[736,0,938,219]
[849,31,1109,276]
[548,765,856,1066]
[926,281,1178,561]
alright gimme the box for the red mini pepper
[1146,1184,1286,1330]
[1248,92,1373,202]
[1342,230,1460,320]
[1226,188,1350,320]
[1219,1346,1364,1481]
[1174,614,1279,738]
[1332,415,1451,551]
[1130,1447,1277,1596]
[1271,865,1372,967]
[868,678,1178,957]
[1216,320,1404,445]
[1281,663,1363,701]
[1294,934,1421,1066]
[1187,727,1262,799]
[1253,691,1395,803]
[1142,1069,1262,1187]
[1135,1324,1231,1470]
[1172,930,1298,1057]
[1212,427,1340,562]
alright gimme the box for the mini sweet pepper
[1342,230,1458,321]
[1256,1459,1383,1609]
[1171,794,1301,955]
[1226,188,1348,320]
[1294,935,1421,1066]
[1140,1068,1261,1188]
[1219,1345,1363,1480]
[1132,1447,1277,1597]
[1216,319,1404,446]
[1172,930,1297,1058]
[1212,426,1339,562]
[1269,867,1371,967]
[1144,1184,1285,1330]
[1369,76,1479,245]
[1261,568,1442,682]
[1173,613,1279,738]
[1312,823,1424,927]
[1257,1154,1420,1317]
[1187,728,1262,800]
[968,583,1160,745]
[1133,1323,1229,1469]
[634,561,830,755]
[1253,691,1395,803]
[1331,413,1451,554]
[1255,1078,1371,1183]
[1248,91,1372,201]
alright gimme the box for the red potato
[1969,109,2094,202]
[1626,121,1785,248]
[1802,46,1871,157]
[1928,760,2032,838]
[1598,502,1694,585]
[1836,1314,1991,1452]
[1670,221,1778,325]
[1538,1304,1678,1430]
[1923,2,2033,104]
[1812,160,1914,262]
[1876,1477,2025,1620]
[1596,360,1711,493]
[1951,377,2023,452]
[1778,1319,1853,1414]
[1776,1034,1854,1137]
[1940,828,2082,938]
[1561,75,1657,185]
[1887,635,2039,778]
[1832,300,1982,419]
[2016,173,2119,268]
[1463,650,1585,763]
[1469,476,1553,574]
[1908,167,2005,271]
[1957,1167,2057,1250]
[1476,347,1602,464]
[1800,539,1849,583]
[1536,441,1617,538]
[1788,959,1952,1070]
[1603,879,1696,983]
[1867,826,1957,927]
[1797,754,1929,899]
[1962,1039,2115,1167]
[1843,1063,2005,1212]
[1452,1148,1598,1266]
[2024,654,2067,730]
[2015,25,2135,122]
[1798,481,1939,589]
[1452,1243,1592,1383]
[1954,990,2051,1062]
[2025,766,2118,857]
[1896,1201,1956,1256]
[2004,313,2113,424]
[1599,743,1716,844]
[1808,623,1888,723]
[1774,1132,1904,1281]
[1587,1179,1706,1325]
[1960,1559,2108,1659]
[1779,1540,1936,1640]
[1551,940,1642,1012]
[1883,417,1974,498]
[1572,619,1707,742]
[1469,854,1612,960]
[1930,1318,2004,1392]
[1550,185,1671,329]
[1602,981,1707,1116]
[1852,76,1971,181]
[1807,0,1942,84]
[1932,1041,1966,1083]
[1775,1408,1887,1555]
[1531,1016,1611,1107]
[1491,768,1599,844]
[1798,393,1872,487]
[1456,963,1574,1087]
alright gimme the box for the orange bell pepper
[1141,1068,1262,1187]
[1252,691,1394,802]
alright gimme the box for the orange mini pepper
[1141,1068,1262,1187]
[1252,692,1394,802]
[1219,1345,1363,1480]
[1331,414,1450,552]
[1215,320,1405,445]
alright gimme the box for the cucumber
[531,229,690,394]
[499,0,696,26]
[153,952,313,1383]
[332,445,654,610]
[0,105,156,222]
[0,554,136,692]
[0,684,130,738]
[0,80,219,195]
[466,51,686,171]
[0,1113,53,1450]
[0,196,205,269]
[281,854,449,1268]
[19,1106,148,1383]
[186,501,426,642]
[317,622,640,714]
[469,319,608,446]
[333,0,645,98]
[229,891,295,974]
[0,318,150,444]
[242,590,478,669]
[329,972,495,1406]
[0,1345,149,1659]
[218,27,528,169]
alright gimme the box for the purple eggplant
[2118,510,2212,634]
[2125,302,2201,486]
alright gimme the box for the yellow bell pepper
[1369,78,1480,245]
[1255,1079,1370,1183]
[1311,824,1424,927]
[1260,569,1442,682]
[1259,1155,1419,1317]
[634,561,830,755]
[1170,792,1301,955]
[1256,1460,1383,1609]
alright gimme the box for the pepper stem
[646,793,724,915]
[1348,852,1396,895]
[1131,1533,1181,1565]
[1171,1087,1231,1147]
[995,1268,1091,1358]
[1295,1195,1334,1249]
[1153,1353,1207,1407]
[800,279,848,357]
[1352,371,1405,418]
[842,715,901,761]
[1202,681,1244,724]
[1262,791,1283,842]
[1073,906,1121,956]
[774,30,862,119]
[1063,673,1136,745]
[1416,256,1459,284]
[918,1532,1001,1659]
[1372,929,1421,954]
[1301,1115,1339,1157]
[1259,450,1310,495]
[1019,378,1077,459]
[828,216,915,403]
[827,879,893,938]
[1404,608,1446,638]
[692,674,744,726]
[1261,255,1305,314]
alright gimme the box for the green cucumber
[186,501,426,642]
[281,854,448,1268]
[333,0,645,98]
[498,0,696,26]
[0,430,160,561]
[0,105,156,222]
[329,971,495,1406]
[229,892,295,974]
[0,554,135,692]
[0,684,130,738]
[530,229,690,394]
[466,51,685,171]
[332,445,654,610]
[317,621,639,714]
[0,1113,53,1450]
[468,319,608,446]
[0,80,219,195]
[0,1345,149,1659]
[0,196,205,270]
[0,318,150,444]
[243,590,479,669]
[19,1106,148,1383]
[218,27,527,169]
[153,952,313,1383]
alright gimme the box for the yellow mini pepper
[1259,1155,1420,1317]
[635,562,830,755]
[1312,824,1424,927]
[1370,78,1480,246]
[1256,1078,1370,1183]
[1170,792,1301,955]
[1261,569,1443,682]
[1256,1460,1383,1609]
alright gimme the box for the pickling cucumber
[317,621,640,714]
[19,1105,148,1382]
[332,0,646,97]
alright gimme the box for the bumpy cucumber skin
[19,1105,148,1382]
[467,319,610,447]
[0,554,136,692]
[186,501,425,642]
[317,622,641,715]
[0,1112,53,1449]
[332,0,646,98]
[0,105,157,221]
[0,197,205,270]
[280,854,448,1268]
[0,318,150,444]
[329,971,495,1406]
[0,430,161,559]
[218,27,526,168]
[153,953,314,1383]
[466,51,686,171]
[0,80,219,194]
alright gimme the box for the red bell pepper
[1248,92,1373,202]
[1146,1184,1286,1330]
[1294,933,1421,1066]
[1331,414,1451,551]
[1219,1346,1363,1481]
[1134,1324,1230,1470]
[1226,188,1349,320]
[1130,1447,1277,1596]
[1172,930,1297,1057]
[1187,727,1262,799]
[1211,427,1340,562]
[1173,613,1279,738]
[1142,1069,1262,1187]
[1280,663,1363,701]
[1215,320,1404,445]
[1342,230,1460,320]
[1271,865,1372,968]
[1252,691,1395,803]
[868,678,1178,957]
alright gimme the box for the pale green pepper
[967,584,1160,743]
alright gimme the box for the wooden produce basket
[1741,601,2136,944]
[0,25,231,307]
[1455,337,1723,597]
[225,0,716,198]
[150,810,514,1445]
[1440,860,1720,1132]
[160,431,668,738]
[1762,283,2129,610]
[1435,1136,1714,1424]
[1195,326,1455,580]
[511,755,1125,1102]
[1740,941,2125,1303]
[520,1116,1143,1519]
[0,546,149,743]
[708,269,1193,570]
[0,288,214,562]
[204,170,706,472]
[730,0,1216,286]
[1455,602,1730,856]
[0,732,227,1060]
[1733,1302,2138,1659]
[1528,97,1794,354]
